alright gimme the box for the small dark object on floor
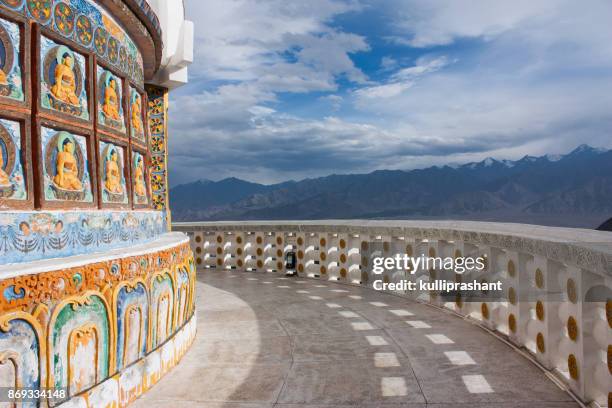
[596,217,612,231]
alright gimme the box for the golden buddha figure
[103,78,121,120]
[104,149,123,194]
[134,157,146,197]
[131,96,143,133]
[0,152,11,187]
[53,139,82,191]
[50,55,80,106]
[0,55,8,85]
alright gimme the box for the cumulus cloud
[169,0,612,185]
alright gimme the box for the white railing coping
[173,220,612,276]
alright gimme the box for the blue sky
[169,0,612,185]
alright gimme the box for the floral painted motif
[27,0,52,24]
[107,36,118,64]
[0,0,23,9]
[54,2,75,36]
[119,45,127,71]
[93,26,108,56]
[146,86,167,211]
[3,0,145,86]
[75,14,93,46]
[0,210,166,264]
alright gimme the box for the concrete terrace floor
[132,270,579,408]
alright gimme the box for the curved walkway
[132,271,579,408]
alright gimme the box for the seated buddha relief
[104,147,123,195]
[51,53,80,107]
[0,150,10,187]
[42,41,86,118]
[0,61,7,86]
[53,136,82,192]
[134,154,147,199]
[131,92,143,135]
[0,26,12,87]
[0,20,25,101]
[103,77,121,120]
[0,120,28,200]
[97,69,125,131]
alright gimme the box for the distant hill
[170,145,612,228]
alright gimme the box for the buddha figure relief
[104,148,123,194]
[131,94,143,134]
[0,150,10,187]
[51,54,80,106]
[102,78,121,120]
[134,155,146,198]
[0,55,7,85]
[53,137,82,191]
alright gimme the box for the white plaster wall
[146,0,194,89]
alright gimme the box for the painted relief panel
[150,274,173,348]
[0,210,166,264]
[41,126,93,202]
[0,17,23,101]
[97,65,125,132]
[115,282,148,369]
[132,150,147,205]
[147,86,166,210]
[0,242,196,408]
[99,140,127,204]
[0,0,144,84]
[0,118,26,200]
[129,86,145,143]
[51,294,110,397]
[40,35,89,120]
[176,266,189,326]
[0,317,41,407]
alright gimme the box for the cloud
[380,56,398,71]
[382,0,565,48]
[392,56,452,79]
[319,94,344,111]
[354,82,413,99]
[185,0,368,88]
[169,0,612,185]
[354,55,452,100]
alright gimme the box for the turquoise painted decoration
[0,17,24,101]
[0,118,26,200]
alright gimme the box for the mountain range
[169,145,612,228]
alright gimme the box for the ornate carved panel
[40,126,93,203]
[99,139,128,205]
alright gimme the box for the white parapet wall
[174,220,612,407]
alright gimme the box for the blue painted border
[0,210,166,265]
